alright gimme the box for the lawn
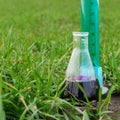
[0,0,120,119]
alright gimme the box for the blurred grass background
[0,0,119,119]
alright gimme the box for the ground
[109,94,120,119]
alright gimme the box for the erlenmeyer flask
[64,32,99,100]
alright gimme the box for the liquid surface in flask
[65,78,98,100]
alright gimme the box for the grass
[100,0,120,90]
[0,0,119,119]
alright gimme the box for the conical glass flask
[64,32,99,100]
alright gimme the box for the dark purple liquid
[62,80,99,100]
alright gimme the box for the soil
[62,88,120,119]
[108,94,120,119]
[75,93,120,120]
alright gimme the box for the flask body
[66,80,98,100]
[64,32,98,100]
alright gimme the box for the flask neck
[73,36,80,48]
[80,36,88,50]
[73,32,88,50]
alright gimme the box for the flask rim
[73,32,89,37]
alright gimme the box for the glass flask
[64,32,99,100]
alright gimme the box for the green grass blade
[82,110,90,120]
